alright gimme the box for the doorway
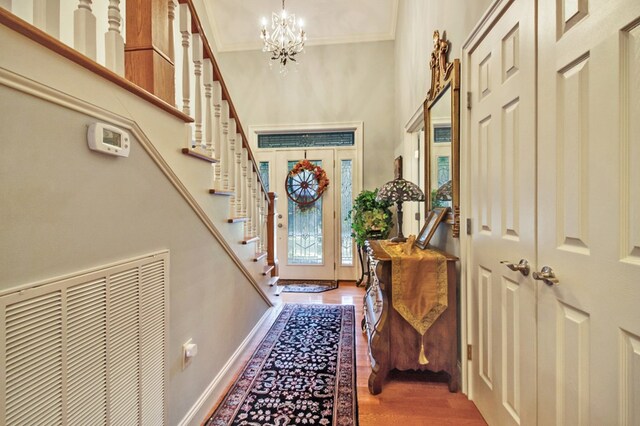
[252,125,362,281]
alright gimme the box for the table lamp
[376,178,425,242]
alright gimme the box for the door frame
[249,122,364,281]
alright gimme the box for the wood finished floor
[280,281,488,426]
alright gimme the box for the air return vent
[0,252,168,426]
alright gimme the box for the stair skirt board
[0,251,169,426]
[177,306,276,426]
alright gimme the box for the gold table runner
[380,238,448,364]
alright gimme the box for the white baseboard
[177,306,277,426]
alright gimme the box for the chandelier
[260,0,306,66]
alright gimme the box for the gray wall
[0,84,267,425]
[394,0,492,253]
[216,41,397,189]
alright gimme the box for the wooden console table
[362,240,459,394]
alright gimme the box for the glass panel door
[276,150,335,280]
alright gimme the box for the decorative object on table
[376,164,425,243]
[277,279,338,293]
[260,0,306,68]
[348,189,393,287]
[285,159,329,208]
[205,304,357,426]
[415,207,449,250]
[424,29,461,237]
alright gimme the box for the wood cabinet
[362,240,459,394]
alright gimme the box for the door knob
[277,223,283,228]
[532,266,559,286]
[500,259,530,276]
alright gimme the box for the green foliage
[348,189,393,246]
[431,189,447,208]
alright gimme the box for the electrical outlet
[182,339,198,370]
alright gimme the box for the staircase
[0,0,280,302]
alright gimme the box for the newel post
[267,192,279,277]
[125,0,175,104]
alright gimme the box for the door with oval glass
[275,149,336,280]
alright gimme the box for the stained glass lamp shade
[376,178,425,242]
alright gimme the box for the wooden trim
[209,189,234,196]
[0,9,193,123]
[181,148,219,163]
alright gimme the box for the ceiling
[206,0,399,52]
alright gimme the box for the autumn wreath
[285,159,330,206]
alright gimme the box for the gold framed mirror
[424,30,461,237]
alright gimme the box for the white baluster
[203,59,214,155]
[251,171,260,237]
[227,119,237,203]
[179,4,191,116]
[220,101,230,190]
[241,147,249,218]
[213,81,222,180]
[260,193,267,253]
[192,33,203,149]
[167,0,177,61]
[74,0,97,60]
[104,0,124,75]
[33,0,60,39]
[235,133,243,217]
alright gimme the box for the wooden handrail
[0,8,193,123]
[180,0,268,197]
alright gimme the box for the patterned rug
[278,280,338,293]
[205,304,358,426]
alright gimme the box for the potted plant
[349,189,393,246]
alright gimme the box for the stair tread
[228,217,249,223]
[209,189,234,196]
[262,264,275,276]
[253,252,268,262]
[242,236,260,245]
[181,148,219,163]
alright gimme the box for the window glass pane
[258,132,354,148]
[287,160,323,265]
[341,160,353,266]
[259,161,269,192]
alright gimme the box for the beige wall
[215,41,397,189]
[394,0,492,252]
[0,26,270,425]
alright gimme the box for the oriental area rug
[278,280,338,293]
[205,304,358,426]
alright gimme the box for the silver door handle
[532,266,559,286]
[500,259,530,276]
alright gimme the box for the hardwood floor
[280,281,487,426]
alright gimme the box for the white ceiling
[207,0,399,52]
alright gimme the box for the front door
[275,149,336,280]
[466,0,537,424]
[537,0,640,423]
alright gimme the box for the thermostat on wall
[87,123,130,157]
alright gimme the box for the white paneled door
[467,0,640,425]
[537,0,640,424]
[466,0,537,424]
